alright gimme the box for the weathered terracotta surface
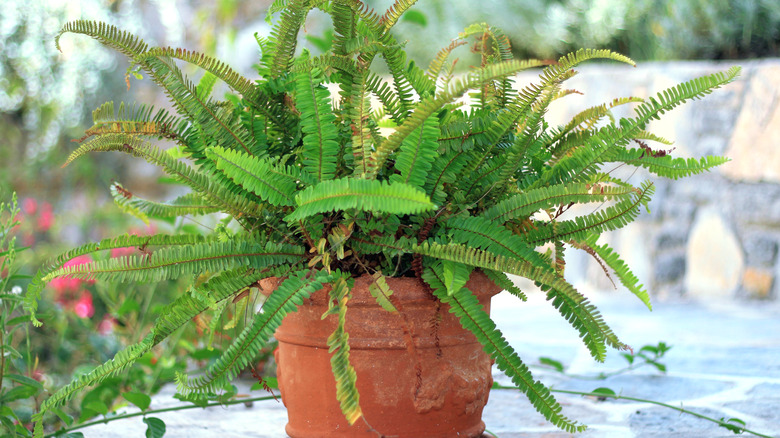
[274,271,501,437]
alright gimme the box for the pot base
[274,272,501,437]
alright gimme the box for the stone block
[654,253,686,284]
[685,208,744,298]
[741,234,778,267]
[722,63,780,183]
[741,267,775,299]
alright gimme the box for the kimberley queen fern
[27,0,739,435]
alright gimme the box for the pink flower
[22,198,37,216]
[97,315,116,335]
[111,247,136,258]
[73,291,94,318]
[36,202,53,232]
[51,254,95,296]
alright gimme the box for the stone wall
[517,59,780,301]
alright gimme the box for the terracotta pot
[273,271,502,437]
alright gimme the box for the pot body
[274,272,501,438]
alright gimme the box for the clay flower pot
[273,271,501,437]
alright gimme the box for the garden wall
[527,59,780,301]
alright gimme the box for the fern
[295,66,340,181]
[482,182,640,224]
[207,146,299,207]
[321,275,363,425]
[423,264,586,434]
[286,178,436,222]
[41,240,304,285]
[64,134,264,218]
[390,116,440,189]
[368,59,547,178]
[176,269,335,395]
[110,182,219,223]
[572,235,652,310]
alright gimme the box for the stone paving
[81,290,780,437]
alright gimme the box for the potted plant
[25,1,739,436]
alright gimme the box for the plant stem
[493,384,773,438]
[44,395,278,438]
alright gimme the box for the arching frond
[286,178,436,222]
[64,134,264,218]
[176,269,335,395]
[295,67,340,181]
[423,264,586,434]
[207,146,300,207]
[56,20,149,58]
[110,182,219,223]
[322,275,363,425]
[368,59,547,178]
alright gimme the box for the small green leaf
[718,417,746,434]
[144,417,166,438]
[84,400,109,416]
[442,260,470,296]
[538,357,565,373]
[648,361,667,373]
[401,10,427,26]
[5,373,44,391]
[590,387,616,401]
[118,298,141,317]
[620,352,635,365]
[52,407,74,427]
[0,385,38,402]
[123,391,152,411]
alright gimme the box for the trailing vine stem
[493,384,773,438]
[42,395,278,438]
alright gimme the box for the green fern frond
[442,216,548,268]
[140,55,256,156]
[206,146,299,207]
[632,130,674,145]
[31,265,274,437]
[32,335,154,437]
[286,177,436,222]
[379,0,419,31]
[482,269,527,301]
[390,116,440,189]
[295,67,340,181]
[56,20,148,57]
[525,182,655,245]
[64,134,264,218]
[370,238,625,359]
[25,233,210,326]
[137,47,261,109]
[424,149,473,205]
[268,0,311,77]
[110,182,219,223]
[571,235,652,310]
[348,72,374,176]
[368,271,398,312]
[427,39,467,80]
[540,49,635,84]
[423,264,586,434]
[614,149,730,180]
[82,101,189,143]
[41,240,304,285]
[322,275,363,425]
[176,269,335,395]
[482,182,640,224]
[369,59,546,178]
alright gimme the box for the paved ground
[81,290,780,437]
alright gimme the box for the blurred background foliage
[0,0,778,434]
